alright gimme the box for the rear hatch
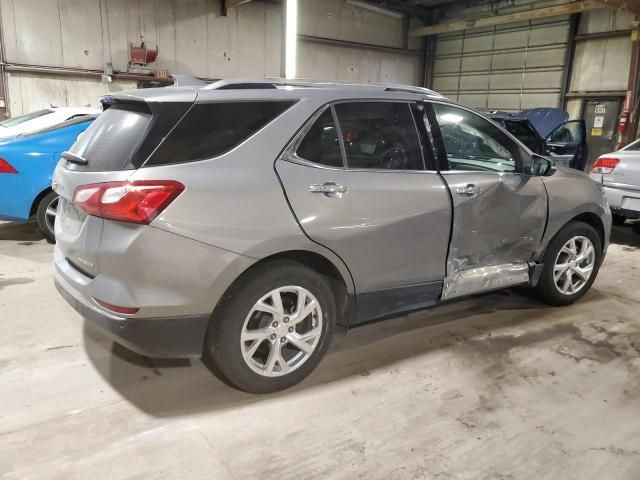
[53,89,196,277]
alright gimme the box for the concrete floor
[1,220,640,480]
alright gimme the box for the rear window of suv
[66,103,151,171]
[145,101,295,166]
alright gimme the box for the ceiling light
[285,0,298,79]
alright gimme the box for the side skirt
[353,281,443,326]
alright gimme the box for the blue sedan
[0,115,96,241]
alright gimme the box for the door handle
[309,182,347,196]
[456,184,480,197]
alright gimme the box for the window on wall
[296,108,343,168]
[433,104,521,173]
[334,102,425,171]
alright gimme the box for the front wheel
[36,190,59,243]
[535,221,602,306]
[204,260,336,393]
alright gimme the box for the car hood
[515,108,569,138]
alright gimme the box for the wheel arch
[29,187,54,217]
[571,212,605,250]
[537,210,607,263]
[216,249,354,330]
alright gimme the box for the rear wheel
[535,221,602,306]
[204,260,335,393]
[36,191,59,243]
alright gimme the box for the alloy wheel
[240,286,323,377]
[553,235,596,296]
[44,196,59,236]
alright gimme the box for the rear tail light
[0,158,17,173]
[73,180,184,224]
[591,157,620,174]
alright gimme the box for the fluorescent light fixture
[440,113,464,124]
[346,0,404,19]
[285,0,298,79]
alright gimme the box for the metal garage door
[432,15,571,111]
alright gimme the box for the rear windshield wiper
[62,151,88,165]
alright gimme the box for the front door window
[432,104,522,173]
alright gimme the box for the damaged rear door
[427,102,548,299]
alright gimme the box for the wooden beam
[409,1,603,37]
[595,0,640,17]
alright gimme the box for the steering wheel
[380,145,407,170]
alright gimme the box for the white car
[590,138,640,225]
[0,107,99,141]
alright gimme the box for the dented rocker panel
[441,263,530,300]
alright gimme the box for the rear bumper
[611,206,640,219]
[55,274,209,358]
[603,185,640,214]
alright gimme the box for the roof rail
[171,74,207,87]
[203,78,444,97]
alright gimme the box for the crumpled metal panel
[441,172,547,299]
[441,262,529,299]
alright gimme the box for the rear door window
[0,109,53,128]
[22,115,94,137]
[146,101,295,166]
[334,102,425,170]
[66,104,151,171]
[296,108,344,167]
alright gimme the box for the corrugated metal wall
[0,0,423,116]
[433,16,571,111]
[569,10,635,93]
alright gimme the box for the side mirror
[530,155,554,176]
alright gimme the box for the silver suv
[53,79,611,393]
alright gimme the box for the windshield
[502,120,540,152]
[0,109,53,128]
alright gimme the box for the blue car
[0,115,96,241]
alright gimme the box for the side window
[433,104,521,173]
[296,108,343,167]
[334,102,425,170]
[547,121,583,144]
[147,101,294,166]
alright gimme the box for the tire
[204,260,336,394]
[535,221,602,306]
[611,213,626,226]
[36,190,59,243]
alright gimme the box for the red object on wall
[619,111,629,136]
[128,42,158,65]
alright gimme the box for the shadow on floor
[0,221,44,242]
[610,221,640,249]
[82,287,608,418]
